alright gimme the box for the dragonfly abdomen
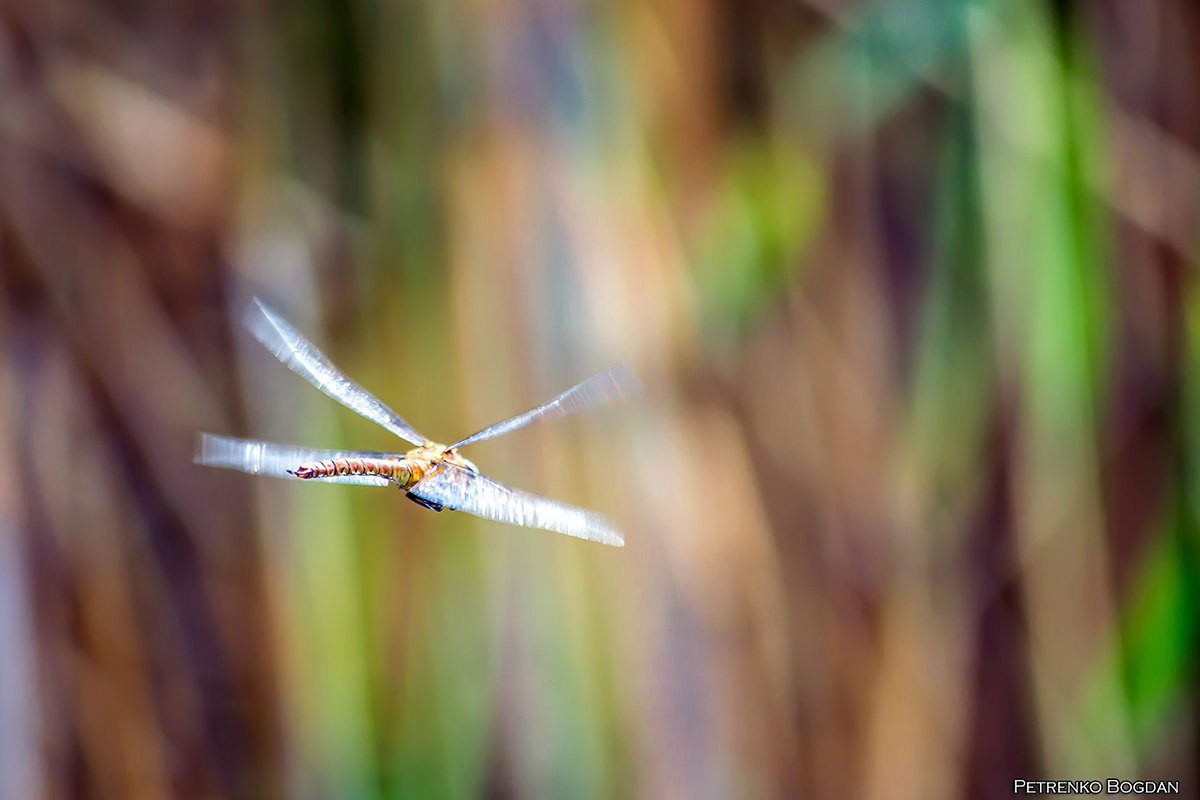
[289,457,410,484]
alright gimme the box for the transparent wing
[449,362,642,449]
[195,433,395,486]
[246,297,427,446]
[408,463,624,546]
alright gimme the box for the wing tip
[247,294,273,317]
[611,361,645,401]
[581,513,625,547]
[194,432,220,466]
[600,527,626,547]
[242,295,284,342]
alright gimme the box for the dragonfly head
[441,445,480,474]
[447,449,480,474]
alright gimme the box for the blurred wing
[449,362,642,449]
[246,297,427,446]
[195,433,395,486]
[409,463,624,546]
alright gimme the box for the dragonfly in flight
[196,298,640,546]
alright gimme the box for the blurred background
[1,0,1199,798]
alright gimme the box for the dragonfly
[196,298,640,546]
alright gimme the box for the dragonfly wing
[246,297,427,446]
[449,362,642,449]
[195,433,395,486]
[408,463,624,546]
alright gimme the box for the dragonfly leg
[405,492,444,513]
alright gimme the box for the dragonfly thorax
[396,443,479,487]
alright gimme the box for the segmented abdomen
[289,457,409,483]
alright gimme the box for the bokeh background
[2,0,1199,798]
